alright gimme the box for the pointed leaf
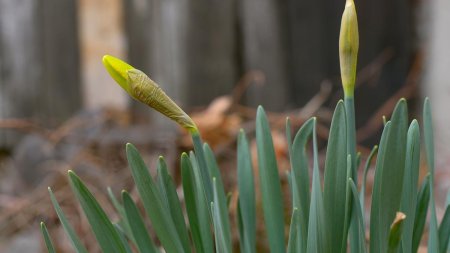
[256,106,286,253]
[412,174,430,253]
[40,222,56,253]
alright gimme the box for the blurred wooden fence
[0,0,413,148]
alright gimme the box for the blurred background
[0,0,449,252]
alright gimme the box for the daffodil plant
[41,1,450,252]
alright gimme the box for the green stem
[345,96,357,180]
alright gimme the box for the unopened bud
[102,55,197,132]
[339,0,359,98]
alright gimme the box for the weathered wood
[239,0,290,110]
[0,0,81,148]
[124,0,188,125]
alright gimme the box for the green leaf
[68,171,128,253]
[412,174,430,253]
[126,143,185,253]
[359,145,378,216]
[191,132,213,204]
[323,101,348,252]
[349,178,366,253]
[370,99,408,253]
[122,191,158,253]
[181,153,213,253]
[287,208,300,253]
[48,187,88,253]
[40,222,56,253]
[204,144,232,249]
[156,157,191,253]
[289,117,314,252]
[237,130,256,253]
[255,106,286,253]
[438,205,450,253]
[113,223,133,253]
[107,187,134,244]
[211,178,232,253]
[388,212,406,253]
[400,120,420,253]
[306,118,329,253]
[423,98,440,253]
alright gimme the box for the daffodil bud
[102,55,197,132]
[339,0,359,98]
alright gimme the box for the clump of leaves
[42,0,450,252]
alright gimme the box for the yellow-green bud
[102,55,197,132]
[339,0,359,98]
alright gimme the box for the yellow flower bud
[102,55,197,132]
[102,55,134,94]
[339,0,359,98]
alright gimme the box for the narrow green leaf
[400,120,420,253]
[341,155,353,253]
[181,153,213,253]
[156,157,191,253]
[68,171,128,253]
[423,98,440,253]
[388,212,406,253]
[359,145,378,215]
[211,178,232,253]
[191,132,213,204]
[107,188,134,244]
[40,222,56,253]
[287,208,300,253]
[126,144,185,253]
[48,187,88,253]
[122,191,158,253]
[412,174,430,253]
[237,130,256,253]
[323,101,348,252]
[349,178,366,253]
[290,117,315,252]
[113,223,133,253]
[306,118,329,253]
[204,144,232,249]
[255,106,286,253]
[370,99,408,253]
[438,205,450,253]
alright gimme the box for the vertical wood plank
[184,0,237,106]
[239,0,290,110]
[0,0,81,148]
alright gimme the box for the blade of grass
[412,174,430,253]
[156,157,191,253]
[191,132,213,204]
[68,170,128,253]
[400,120,420,253]
[237,130,256,253]
[423,98,440,253]
[48,187,88,253]
[306,118,329,253]
[40,222,56,253]
[122,191,158,253]
[256,106,286,253]
[126,143,185,253]
[323,101,348,252]
[370,99,408,253]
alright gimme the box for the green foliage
[42,1,449,252]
